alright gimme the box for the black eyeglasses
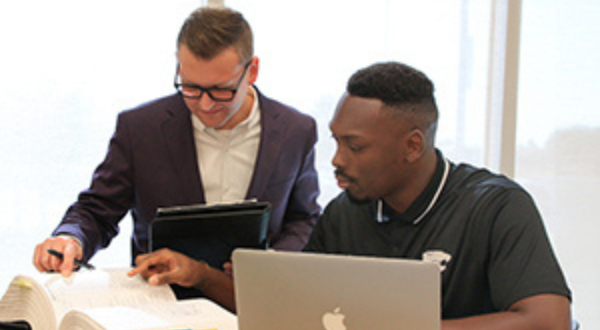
[174,61,251,102]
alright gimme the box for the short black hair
[347,62,436,108]
[347,62,439,143]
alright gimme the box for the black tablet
[149,201,271,271]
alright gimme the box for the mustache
[335,168,372,204]
[334,168,354,182]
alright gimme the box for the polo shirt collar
[375,149,450,224]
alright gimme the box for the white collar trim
[376,158,450,224]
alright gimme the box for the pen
[47,249,95,270]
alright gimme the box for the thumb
[148,265,180,286]
[60,241,81,277]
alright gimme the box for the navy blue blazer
[54,89,321,263]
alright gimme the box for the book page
[60,299,238,330]
[0,268,180,330]
[41,268,176,318]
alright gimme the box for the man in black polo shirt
[304,62,572,329]
[128,61,572,327]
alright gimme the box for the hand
[223,262,233,278]
[33,236,83,277]
[127,248,212,288]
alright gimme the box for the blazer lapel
[246,91,284,199]
[160,97,205,203]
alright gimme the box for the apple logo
[322,307,346,330]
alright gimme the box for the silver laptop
[232,249,440,330]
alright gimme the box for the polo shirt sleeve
[303,203,336,253]
[487,188,571,310]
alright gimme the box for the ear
[247,56,259,85]
[405,129,426,163]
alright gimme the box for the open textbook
[0,268,238,330]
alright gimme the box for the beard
[335,168,375,205]
[345,189,373,205]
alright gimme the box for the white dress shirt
[191,87,261,204]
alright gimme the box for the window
[516,0,600,325]
[0,0,202,289]
[228,0,492,204]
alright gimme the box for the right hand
[128,248,212,288]
[33,236,83,277]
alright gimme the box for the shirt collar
[376,149,450,225]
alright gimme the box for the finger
[34,237,73,273]
[44,240,67,271]
[33,243,49,272]
[133,252,152,266]
[127,266,142,277]
[148,265,181,286]
[36,238,62,272]
[49,247,64,271]
[129,253,150,277]
[132,249,171,270]
[60,242,80,277]
[130,251,174,279]
[223,262,233,277]
[129,260,154,279]
[128,261,160,278]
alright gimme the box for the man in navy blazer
[33,6,320,277]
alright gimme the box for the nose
[199,91,216,110]
[331,146,344,169]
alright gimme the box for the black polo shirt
[304,151,571,319]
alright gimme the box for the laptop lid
[232,249,440,330]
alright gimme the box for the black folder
[149,201,271,300]
[150,200,271,270]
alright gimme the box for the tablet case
[149,201,271,299]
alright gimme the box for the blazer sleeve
[268,115,321,251]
